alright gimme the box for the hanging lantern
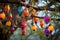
[11,27,15,33]
[21,22,27,28]
[22,29,26,35]
[6,20,11,27]
[30,9,37,16]
[0,12,5,19]
[8,13,12,19]
[23,8,29,16]
[44,29,50,36]
[43,16,50,23]
[4,4,10,12]
[17,6,23,14]
[40,21,44,27]
[34,18,39,23]
[48,25,54,32]
[31,25,37,31]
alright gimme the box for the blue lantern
[17,6,23,14]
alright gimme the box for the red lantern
[21,22,27,28]
[4,4,10,12]
[23,8,29,16]
[40,21,44,27]
[22,29,26,35]
[0,12,5,19]
[8,14,12,19]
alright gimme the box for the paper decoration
[43,16,50,23]
[0,12,5,19]
[6,20,11,27]
[31,25,37,31]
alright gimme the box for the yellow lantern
[6,20,11,27]
[4,4,10,12]
[48,25,54,31]
[0,12,5,19]
[31,25,37,31]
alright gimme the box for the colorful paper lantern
[44,29,50,35]
[23,8,29,16]
[0,12,5,19]
[4,4,10,12]
[11,27,15,33]
[8,14,12,19]
[21,22,27,28]
[30,9,37,16]
[17,6,23,14]
[22,29,26,35]
[48,25,54,31]
[43,16,50,23]
[6,20,11,27]
[34,18,39,23]
[31,25,37,31]
[40,21,44,27]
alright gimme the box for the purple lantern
[43,16,50,23]
[44,29,50,35]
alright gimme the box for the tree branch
[0,1,60,11]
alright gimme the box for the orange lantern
[40,21,44,27]
[4,4,10,12]
[31,25,37,31]
[23,8,29,16]
[6,20,11,27]
[33,18,39,23]
[0,12,5,19]
[48,25,54,31]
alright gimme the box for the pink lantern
[22,29,26,35]
[11,27,15,33]
[43,16,50,23]
[21,22,27,28]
